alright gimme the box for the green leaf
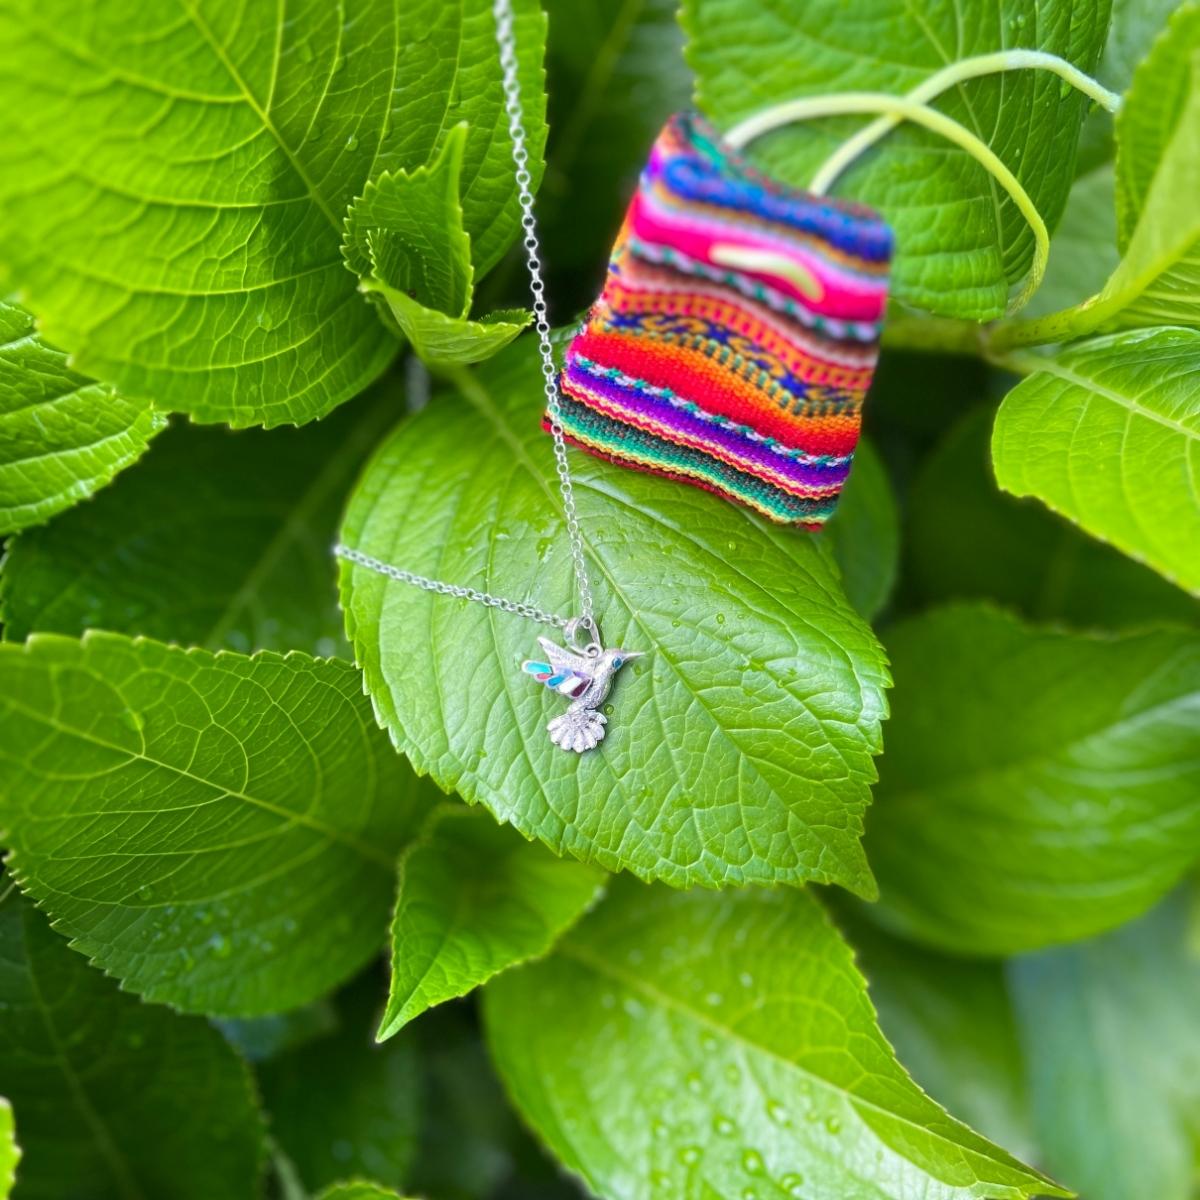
[865,604,1200,955]
[379,806,605,1038]
[819,438,899,621]
[315,1185,415,1200]
[1009,889,1200,1200]
[1022,165,1119,319]
[484,880,1066,1200]
[1031,9,1200,335]
[907,406,1198,628]
[360,274,531,367]
[0,390,397,655]
[681,0,1109,320]
[0,886,264,1199]
[259,977,420,1196]
[1096,6,1200,329]
[0,0,547,427]
[344,125,477,316]
[1115,3,1200,241]
[338,341,889,893]
[1074,0,1183,173]
[0,633,434,1016]
[992,328,1200,594]
[0,299,165,534]
[0,1098,17,1200]
[346,125,531,366]
[841,908,1036,1163]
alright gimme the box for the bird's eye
[614,657,623,668]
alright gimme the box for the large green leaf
[0,299,165,534]
[0,634,433,1016]
[0,391,396,655]
[1009,889,1200,1200]
[0,391,393,657]
[259,977,420,1196]
[0,0,546,427]
[338,341,889,893]
[681,0,1110,319]
[346,123,530,367]
[865,604,1200,955]
[0,1099,16,1200]
[842,909,1036,1163]
[0,887,264,1199]
[992,328,1200,594]
[907,407,1198,627]
[484,880,1065,1200]
[379,805,605,1038]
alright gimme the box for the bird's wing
[522,659,590,699]
[537,636,593,674]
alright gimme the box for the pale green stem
[987,296,1103,351]
[724,92,1049,314]
[802,50,1122,195]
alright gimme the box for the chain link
[334,0,597,641]
[333,545,569,629]
[492,0,595,626]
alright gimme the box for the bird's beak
[622,650,645,660]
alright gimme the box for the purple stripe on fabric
[563,365,851,493]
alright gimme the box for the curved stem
[724,92,1049,314]
[800,50,1122,194]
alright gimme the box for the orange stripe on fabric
[573,327,864,454]
[563,378,842,499]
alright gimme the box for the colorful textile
[556,112,892,528]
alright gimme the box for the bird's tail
[547,708,607,753]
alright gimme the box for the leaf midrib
[558,940,1053,1192]
[177,0,343,235]
[1032,353,1200,441]
[0,692,395,870]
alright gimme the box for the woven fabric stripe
[557,111,892,528]
[551,397,838,527]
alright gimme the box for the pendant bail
[564,615,602,657]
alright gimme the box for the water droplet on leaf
[742,1149,764,1174]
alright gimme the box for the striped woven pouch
[555,112,893,529]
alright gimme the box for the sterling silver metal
[332,544,570,630]
[524,637,643,753]
[332,0,640,752]
[493,0,595,628]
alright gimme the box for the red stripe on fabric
[570,327,863,455]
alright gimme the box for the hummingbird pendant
[522,620,642,753]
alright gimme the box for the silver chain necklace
[335,0,642,754]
